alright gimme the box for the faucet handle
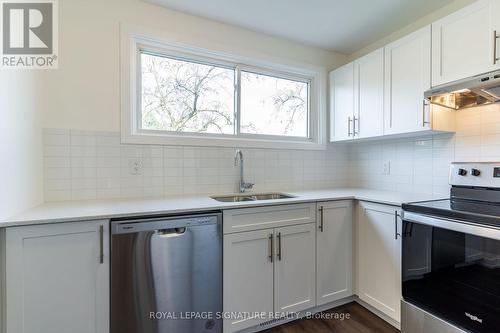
[243,182,254,190]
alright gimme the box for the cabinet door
[5,221,109,333]
[316,201,353,306]
[384,26,431,135]
[330,63,354,142]
[432,0,500,86]
[223,229,274,333]
[358,202,401,323]
[354,48,385,139]
[274,223,316,313]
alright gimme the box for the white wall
[0,72,43,219]
[43,0,347,132]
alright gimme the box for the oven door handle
[403,211,500,241]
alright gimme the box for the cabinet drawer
[223,203,316,234]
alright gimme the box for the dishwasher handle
[156,227,187,236]
[112,213,221,235]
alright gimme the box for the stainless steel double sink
[211,192,295,202]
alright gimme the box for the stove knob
[458,168,468,176]
[471,168,481,176]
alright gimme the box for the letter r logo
[2,2,53,54]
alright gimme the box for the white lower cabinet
[316,201,353,306]
[223,229,275,332]
[223,204,317,333]
[5,220,109,333]
[223,224,316,333]
[357,201,402,323]
[273,223,316,313]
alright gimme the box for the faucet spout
[234,149,254,193]
[234,149,243,166]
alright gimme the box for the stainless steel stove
[401,162,500,333]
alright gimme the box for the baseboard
[237,296,356,333]
[354,296,401,330]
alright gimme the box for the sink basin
[211,192,295,202]
[212,195,255,202]
[252,193,294,200]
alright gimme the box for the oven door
[402,211,500,333]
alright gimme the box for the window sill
[121,132,326,150]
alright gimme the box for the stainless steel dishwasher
[111,212,222,333]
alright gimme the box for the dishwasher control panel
[111,213,221,234]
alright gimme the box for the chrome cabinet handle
[99,225,104,264]
[318,206,324,232]
[348,116,353,136]
[268,234,274,263]
[277,232,282,261]
[423,99,430,127]
[394,211,402,240]
[353,116,359,136]
[494,30,499,65]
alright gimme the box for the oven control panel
[450,162,500,188]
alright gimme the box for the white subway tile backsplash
[43,128,349,201]
[45,157,71,168]
[44,190,71,201]
[45,167,71,179]
[43,105,499,202]
[44,145,70,157]
[348,105,500,198]
[70,135,97,147]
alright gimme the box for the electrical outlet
[129,159,143,175]
[383,161,391,175]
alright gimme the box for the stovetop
[403,162,500,227]
[403,198,500,227]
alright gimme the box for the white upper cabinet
[432,0,500,86]
[330,63,354,142]
[354,48,385,139]
[384,26,432,135]
[330,49,384,142]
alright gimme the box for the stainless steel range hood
[424,70,500,110]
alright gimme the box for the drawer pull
[318,206,324,232]
[99,225,104,264]
[268,233,274,263]
[277,232,282,261]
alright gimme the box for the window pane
[141,52,235,134]
[240,71,308,137]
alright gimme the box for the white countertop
[0,188,436,227]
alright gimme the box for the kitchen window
[121,27,325,149]
[140,52,236,135]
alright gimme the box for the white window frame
[120,24,327,150]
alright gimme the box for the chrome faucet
[234,149,254,193]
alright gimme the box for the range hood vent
[425,70,500,110]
